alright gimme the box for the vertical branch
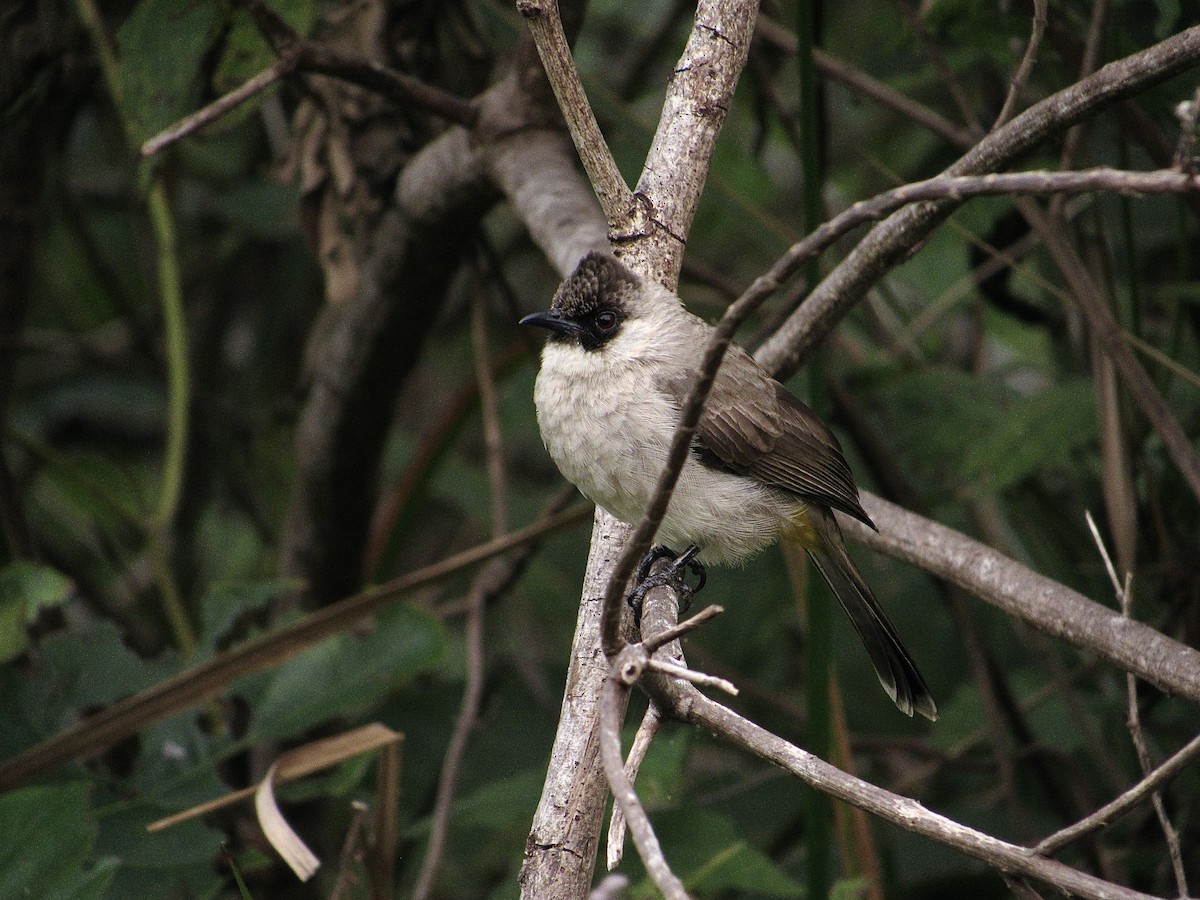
[516,0,637,230]
[1085,514,1191,898]
[629,0,759,281]
[520,2,759,894]
[412,281,509,900]
[76,0,196,657]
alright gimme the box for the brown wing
[660,346,874,528]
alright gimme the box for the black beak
[519,309,580,337]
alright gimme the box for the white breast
[532,333,800,565]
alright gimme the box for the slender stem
[517,0,636,229]
[147,182,189,532]
[1035,731,1200,856]
[599,655,690,900]
[76,0,196,655]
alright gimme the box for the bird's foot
[628,544,706,618]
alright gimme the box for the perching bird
[521,251,936,721]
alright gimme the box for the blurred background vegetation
[1,0,1198,897]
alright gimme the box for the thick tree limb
[846,493,1200,704]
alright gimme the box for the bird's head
[519,252,646,352]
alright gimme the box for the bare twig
[589,874,631,900]
[647,657,738,695]
[1085,513,1190,898]
[1056,0,1109,174]
[141,56,295,156]
[600,646,689,900]
[1035,731,1200,856]
[606,703,662,870]
[640,673,1164,900]
[993,0,1047,129]
[755,26,1200,377]
[411,284,512,900]
[516,0,638,231]
[244,0,475,125]
[896,0,984,137]
[329,801,371,900]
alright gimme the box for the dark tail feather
[808,512,938,721]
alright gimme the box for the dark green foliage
[1,0,1198,897]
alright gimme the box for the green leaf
[117,0,224,141]
[195,579,296,661]
[247,602,446,742]
[0,620,180,758]
[447,769,547,832]
[214,1,318,95]
[0,782,106,898]
[962,380,1098,491]
[95,800,224,900]
[636,808,804,898]
[0,562,73,662]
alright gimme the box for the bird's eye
[595,311,619,332]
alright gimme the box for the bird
[520,251,936,721]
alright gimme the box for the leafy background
[1,0,1198,897]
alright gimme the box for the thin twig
[599,649,690,900]
[896,0,984,137]
[1086,513,1191,898]
[993,0,1047,129]
[411,283,512,900]
[606,703,662,870]
[647,658,738,695]
[642,673,1165,900]
[642,604,725,655]
[516,0,638,230]
[1035,731,1200,856]
[239,0,475,124]
[472,282,510,535]
[141,55,296,156]
[588,874,631,900]
[755,26,1200,378]
[329,801,370,900]
[1057,0,1110,176]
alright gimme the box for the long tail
[807,510,938,721]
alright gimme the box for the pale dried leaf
[256,759,321,881]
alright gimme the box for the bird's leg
[628,544,707,617]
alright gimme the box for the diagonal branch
[0,504,590,790]
[641,671,1164,900]
[755,25,1200,377]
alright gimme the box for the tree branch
[846,493,1200,704]
[755,25,1200,377]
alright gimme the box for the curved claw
[627,544,707,617]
